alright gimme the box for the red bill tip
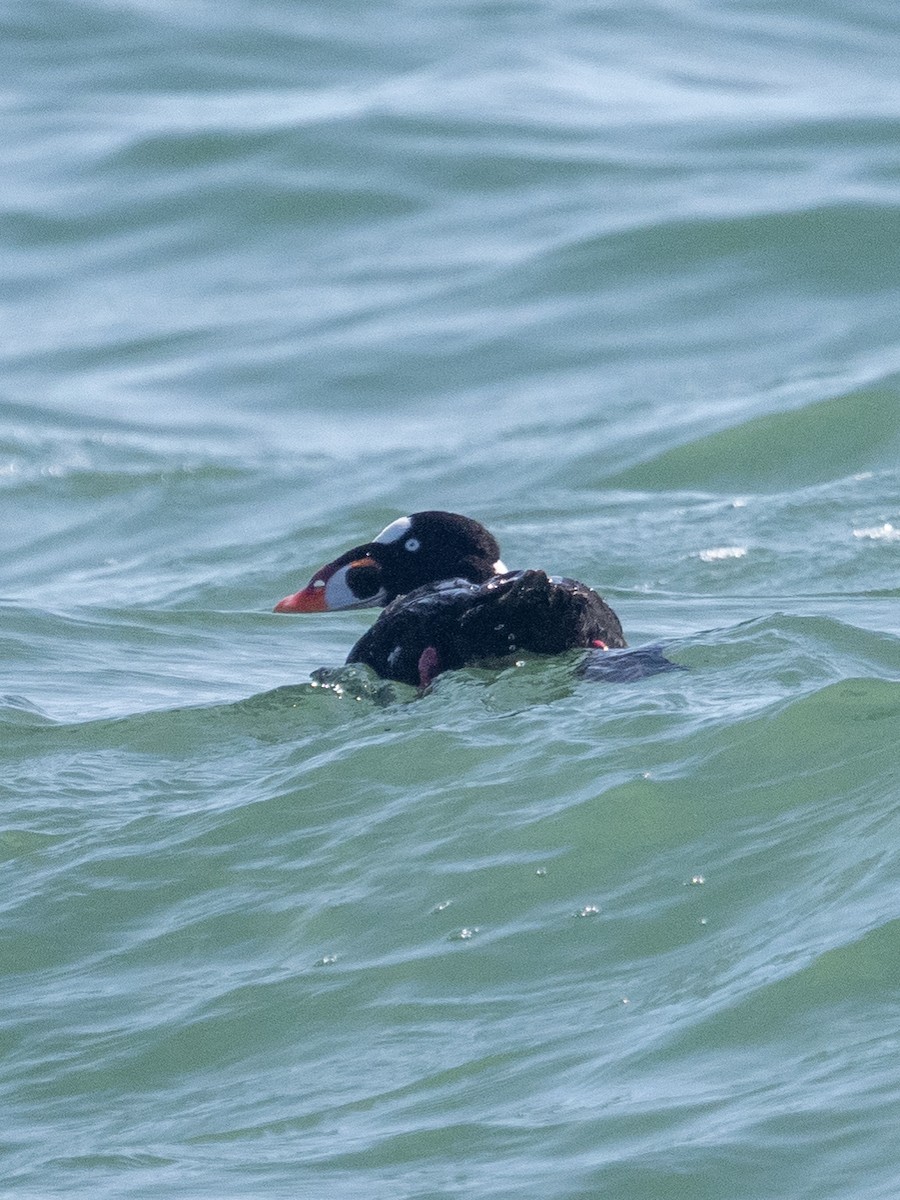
[274,584,328,613]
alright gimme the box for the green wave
[603,384,900,491]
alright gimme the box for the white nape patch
[493,559,509,574]
[374,516,412,545]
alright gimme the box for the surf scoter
[273,511,628,687]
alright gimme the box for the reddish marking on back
[590,639,608,650]
[417,646,441,688]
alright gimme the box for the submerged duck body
[274,511,627,687]
[347,570,626,686]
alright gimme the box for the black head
[274,511,508,612]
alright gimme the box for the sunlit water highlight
[2,1,900,1196]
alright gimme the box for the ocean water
[3,0,900,1196]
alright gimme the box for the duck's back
[347,570,626,686]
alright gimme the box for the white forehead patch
[493,559,509,574]
[374,516,412,545]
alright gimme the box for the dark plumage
[347,570,626,687]
[274,510,628,687]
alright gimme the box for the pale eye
[404,537,421,552]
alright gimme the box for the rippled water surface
[3,1,900,1196]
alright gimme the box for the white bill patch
[374,516,412,545]
[325,564,387,610]
[493,559,509,574]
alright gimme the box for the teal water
[3,1,900,1196]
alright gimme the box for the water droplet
[575,905,600,918]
